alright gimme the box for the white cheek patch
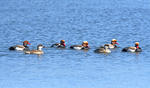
[16,47,24,51]
[38,47,43,50]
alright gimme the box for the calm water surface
[0,0,150,88]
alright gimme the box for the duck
[51,40,66,48]
[9,40,31,51]
[106,39,119,49]
[122,42,142,52]
[70,41,90,50]
[94,44,111,53]
[24,44,44,55]
[108,39,119,48]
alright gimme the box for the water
[0,0,150,88]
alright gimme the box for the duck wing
[9,46,16,50]
[122,47,130,52]
[25,50,43,54]
[25,50,36,54]
[51,43,60,47]
[9,45,25,50]
[94,48,105,53]
[129,47,136,50]
[70,45,82,48]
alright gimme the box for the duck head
[60,40,65,46]
[111,39,119,45]
[135,42,139,49]
[82,41,89,47]
[104,44,109,49]
[23,41,31,47]
[37,44,44,50]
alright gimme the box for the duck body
[9,41,31,51]
[24,44,44,55]
[122,47,142,52]
[70,45,89,50]
[107,44,117,49]
[94,45,111,53]
[9,45,30,51]
[51,43,65,48]
[70,41,90,50]
[25,50,44,54]
[51,40,66,48]
[122,42,142,52]
[104,39,119,49]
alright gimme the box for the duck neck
[104,46,107,50]
[135,45,139,49]
[111,42,115,45]
[37,47,42,50]
[23,43,27,47]
[82,43,89,48]
[61,43,65,46]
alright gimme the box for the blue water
[0,0,150,88]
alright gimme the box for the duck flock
[9,39,142,55]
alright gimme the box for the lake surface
[0,0,150,88]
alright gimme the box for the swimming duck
[24,44,44,55]
[94,44,111,53]
[51,40,66,48]
[106,39,119,49]
[122,42,142,52]
[70,41,90,50]
[9,40,31,51]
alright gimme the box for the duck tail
[9,47,15,50]
[122,47,128,52]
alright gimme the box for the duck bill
[115,42,119,45]
[28,43,31,45]
[63,43,66,46]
